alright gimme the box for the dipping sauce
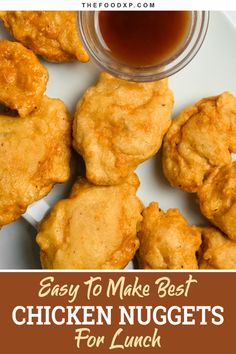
[98,11,191,67]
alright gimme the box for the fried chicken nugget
[197,162,236,241]
[0,96,71,226]
[137,203,201,269]
[36,174,143,269]
[199,227,236,269]
[0,11,89,62]
[73,72,174,185]
[163,92,236,192]
[0,40,48,117]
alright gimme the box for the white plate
[0,12,236,269]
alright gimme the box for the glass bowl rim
[78,11,210,82]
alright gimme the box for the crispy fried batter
[199,227,236,269]
[0,11,89,62]
[163,92,236,192]
[0,96,71,226]
[198,162,236,241]
[0,40,48,117]
[73,72,174,185]
[36,174,143,269]
[137,202,201,269]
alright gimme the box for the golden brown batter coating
[199,227,236,269]
[0,96,71,226]
[73,72,174,186]
[163,92,236,192]
[0,40,48,117]
[0,11,89,62]
[197,162,236,241]
[137,203,201,269]
[36,174,143,269]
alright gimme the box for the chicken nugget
[73,72,174,185]
[0,40,48,117]
[36,174,143,269]
[199,227,236,269]
[0,96,71,226]
[0,11,89,62]
[163,92,236,192]
[197,162,236,241]
[137,202,201,269]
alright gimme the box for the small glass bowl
[78,11,210,82]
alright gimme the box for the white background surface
[225,11,236,25]
[0,11,236,269]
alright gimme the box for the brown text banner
[0,272,235,353]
